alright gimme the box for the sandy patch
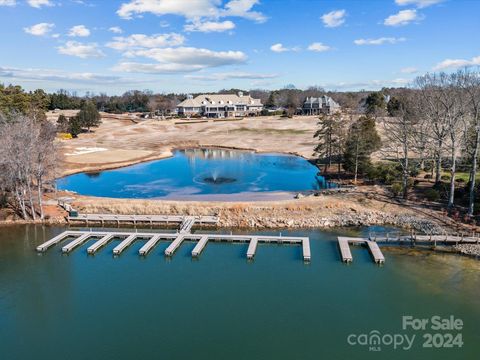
[63,149,153,164]
[65,147,108,156]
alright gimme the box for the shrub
[441,174,450,181]
[391,182,403,197]
[424,174,432,179]
[424,188,440,202]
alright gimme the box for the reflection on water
[0,225,479,360]
[58,148,334,199]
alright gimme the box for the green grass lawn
[440,171,480,182]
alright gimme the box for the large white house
[176,92,263,118]
[302,95,340,115]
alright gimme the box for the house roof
[177,93,262,108]
[303,96,340,108]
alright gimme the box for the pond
[1,225,479,360]
[58,148,333,199]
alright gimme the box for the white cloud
[107,33,185,50]
[130,47,247,65]
[114,46,247,73]
[27,0,53,8]
[391,78,411,85]
[395,0,443,8]
[24,22,54,36]
[433,56,480,71]
[270,43,300,53]
[354,37,406,45]
[185,72,278,81]
[68,25,91,37]
[221,0,266,23]
[384,9,421,26]
[0,65,119,83]
[109,26,123,34]
[321,9,346,28]
[57,41,105,58]
[0,0,16,6]
[184,20,235,33]
[0,65,156,91]
[400,67,418,74]
[307,42,331,52]
[117,0,266,22]
[117,0,219,19]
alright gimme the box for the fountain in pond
[203,168,236,185]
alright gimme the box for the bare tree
[0,113,59,220]
[458,70,480,216]
[441,72,467,209]
[414,74,450,185]
[382,91,417,199]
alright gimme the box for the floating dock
[87,234,115,254]
[338,237,353,263]
[337,237,385,264]
[366,241,385,264]
[164,234,187,256]
[336,233,480,264]
[246,236,258,259]
[113,234,139,255]
[62,233,92,253]
[37,230,310,261]
[138,234,163,256]
[192,235,209,257]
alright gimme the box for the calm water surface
[58,148,332,199]
[1,225,479,359]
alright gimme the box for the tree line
[315,69,480,217]
[1,82,384,116]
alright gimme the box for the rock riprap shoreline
[453,244,480,257]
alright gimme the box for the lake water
[58,148,332,199]
[1,225,479,360]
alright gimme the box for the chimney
[238,91,244,97]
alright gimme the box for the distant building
[176,92,263,118]
[302,95,340,115]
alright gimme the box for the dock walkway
[67,213,218,227]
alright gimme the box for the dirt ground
[56,113,320,175]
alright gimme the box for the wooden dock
[37,230,310,261]
[67,213,218,227]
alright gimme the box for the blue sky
[0,0,479,95]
